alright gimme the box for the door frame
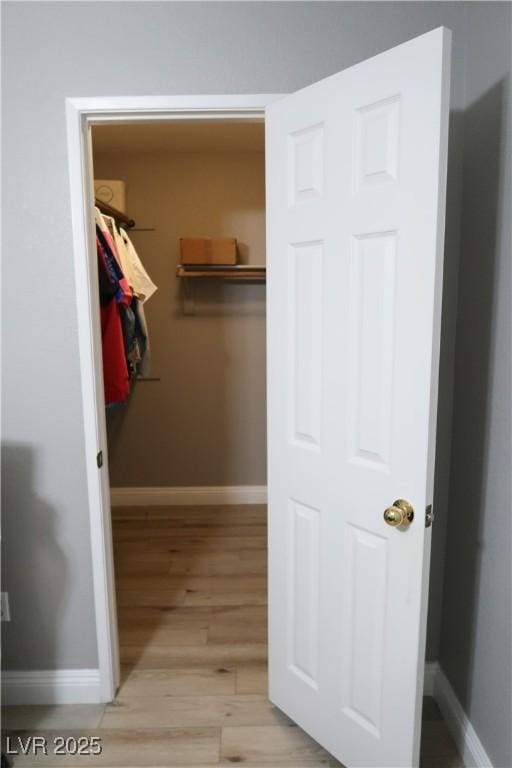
[65,94,284,702]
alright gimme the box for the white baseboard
[0,662,492,768]
[110,485,268,507]
[2,669,101,705]
[434,665,493,768]
[0,663,440,706]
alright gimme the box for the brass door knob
[383,499,414,528]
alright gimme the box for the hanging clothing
[103,215,139,294]
[95,209,132,306]
[97,229,126,305]
[118,227,157,375]
[133,298,150,377]
[120,301,144,376]
[100,299,130,405]
[96,231,130,405]
[95,205,157,393]
[120,227,158,303]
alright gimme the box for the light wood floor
[3,505,463,767]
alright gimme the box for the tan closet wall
[93,144,266,487]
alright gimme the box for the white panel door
[266,28,451,768]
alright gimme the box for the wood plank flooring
[2,504,463,766]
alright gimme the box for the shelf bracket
[181,277,196,316]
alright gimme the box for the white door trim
[65,94,284,702]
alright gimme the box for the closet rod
[95,198,136,229]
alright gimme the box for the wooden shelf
[95,198,136,229]
[176,264,266,281]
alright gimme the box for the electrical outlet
[1,592,11,622]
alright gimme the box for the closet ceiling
[92,120,265,154]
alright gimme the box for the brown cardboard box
[180,238,237,266]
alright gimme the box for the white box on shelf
[94,180,126,212]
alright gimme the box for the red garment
[101,299,130,404]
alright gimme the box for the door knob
[383,499,414,528]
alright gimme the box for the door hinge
[96,450,103,469]
[425,504,434,528]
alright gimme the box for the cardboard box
[180,238,237,266]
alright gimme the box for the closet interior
[92,119,267,487]
[90,119,271,734]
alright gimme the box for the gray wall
[439,4,512,767]
[0,0,471,675]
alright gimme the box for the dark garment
[133,298,148,371]
[97,236,117,304]
[134,299,151,377]
[96,226,131,305]
[119,298,149,377]
[119,303,138,374]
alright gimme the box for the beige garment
[102,215,139,293]
[94,206,108,231]
[95,207,155,376]
[119,228,158,303]
[95,209,157,302]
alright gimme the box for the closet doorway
[67,97,278,717]
[91,115,271,743]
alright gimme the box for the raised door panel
[288,241,324,451]
[348,231,397,471]
[354,96,401,190]
[341,524,388,738]
[287,500,320,690]
[288,124,325,205]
